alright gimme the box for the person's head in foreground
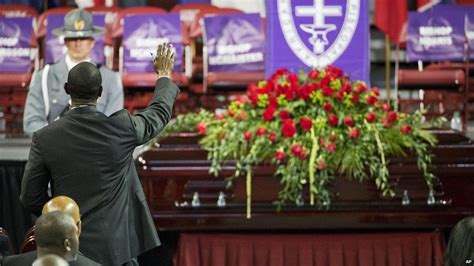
[64,62,102,106]
[33,254,69,266]
[444,216,474,266]
[52,8,103,63]
[42,196,82,236]
[35,211,80,262]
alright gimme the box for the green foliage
[164,66,437,214]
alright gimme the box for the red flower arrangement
[168,66,436,218]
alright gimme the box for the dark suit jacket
[4,251,101,266]
[20,78,179,266]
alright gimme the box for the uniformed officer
[23,8,123,135]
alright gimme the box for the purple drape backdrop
[265,0,370,82]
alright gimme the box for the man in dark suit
[33,254,69,266]
[5,196,100,266]
[20,43,179,266]
[5,211,99,266]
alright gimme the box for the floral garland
[165,66,437,218]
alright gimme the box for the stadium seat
[18,225,35,254]
[200,12,265,107]
[0,227,14,255]
[36,7,74,67]
[86,6,122,69]
[113,6,189,87]
[395,23,469,132]
[170,3,221,79]
[19,235,36,253]
[110,7,190,113]
[0,4,38,18]
[0,5,38,136]
[186,7,242,96]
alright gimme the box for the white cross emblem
[295,0,342,54]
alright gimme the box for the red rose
[256,128,267,136]
[319,138,326,147]
[279,109,291,120]
[291,143,302,156]
[215,114,223,120]
[269,132,276,142]
[282,119,296,138]
[297,84,311,101]
[285,89,295,101]
[299,117,313,132]
[326,143,336,153]
[328,113,338,127]
[351,93,360,103]
[365,112,376,123]
[342,83,352,93]
[372,87,380,96]
[288,73,298,82]
[265,79,275,92]
[321,76,331,86]
[268,96,279,108]
[382,116,392,128]
[400,125,412,135]
[383,103,391,112]
[327,65,343,78]
[276,68,288,75]
[344,116,355,127]
[322,86,334,97]
[247,84,258,105]
[298,148,307,160]
[196,123,207,135]
[262,106,275,121]
[388,111,397,122]
[323,102,333,112]
[366,95,378,105]
[244,131,252,141]
[308,70,319,79]
[348,128,360,140]
[316,160,326,170]
[275,151,286,161]
[354,84,367,93]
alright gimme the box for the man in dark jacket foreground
[21,43,179,265]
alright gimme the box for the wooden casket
[137,130,474,231]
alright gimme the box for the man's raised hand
[153,43,176,78]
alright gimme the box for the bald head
[65,62,102,102]
[43,196,80,224]
[33,254,69,266]
[42,196,81,237]
[35,211,79,261]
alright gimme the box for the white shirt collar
[65,54,92,71]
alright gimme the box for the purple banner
[407,10,465,62]
[203,13,265,72]
[467,12,474,59]
[45,14,106,64]
[0,17,33,72]
[123,13,183,73]
[431,4,474,60]
[265,0,369,82]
